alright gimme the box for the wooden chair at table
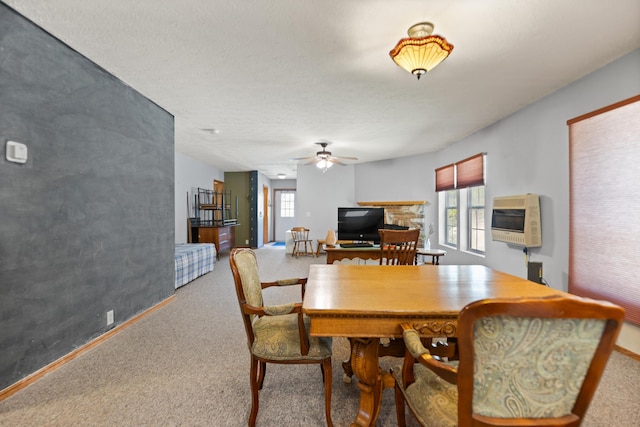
[393,295,625,427]
[342,228,422,383]
[229,248,333,427]
[378,228,422,353]
[291,226,315,257]
[378,228,421,265]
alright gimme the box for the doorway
[263,185,269,244]
[273,188,296,242]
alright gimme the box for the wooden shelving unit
[189,186,239,258]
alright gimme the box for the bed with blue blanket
[174,244,217,289]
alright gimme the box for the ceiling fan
[291,142,358,172]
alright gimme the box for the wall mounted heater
[491,193,541,247]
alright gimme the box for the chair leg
[342,338,355,383]
[257,360,266,390]
[249,357,260,427]
[322,358,333,427]
[395,383,407,427]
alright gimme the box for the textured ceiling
[4,0,640,179]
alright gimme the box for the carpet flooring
[1,245,639,426]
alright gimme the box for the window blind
[435,163,455,191]
[456,153,485,189]
[435,153,485,191]
[568,94,640,326]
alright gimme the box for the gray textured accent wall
[0,4,175,390]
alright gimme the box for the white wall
[355,156,439,237]
[431,49,640,288]
[296,49,640,353]
[174,151,224,243]
[296,163,356,242]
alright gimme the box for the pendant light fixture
[389,22,454,80]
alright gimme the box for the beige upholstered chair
[291,227,315,257]
[393,295,624,427]
[379,228,420,265]
[229,248,333,427]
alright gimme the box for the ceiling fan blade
[293,142,357,165]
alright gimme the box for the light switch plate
[6,141,28,163]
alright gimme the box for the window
[439,187,485,253]
[444,190,457,247]
[280,192,295,218]
[435,153,486,254]
[468,186,485,253]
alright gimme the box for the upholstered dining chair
[393,295,625,427]
[379,228,420,265]
[291,226,315,257]
[229,248,333,427]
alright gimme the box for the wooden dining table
[302,264,564,427]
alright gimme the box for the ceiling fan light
[291,142,357,173]
[316,159,333,171]
[390,22,454,80]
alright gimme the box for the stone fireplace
[357,200,429,247]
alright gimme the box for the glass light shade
[390,35,453,79]
[316,159,333,171]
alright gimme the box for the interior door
[274,189,296,242]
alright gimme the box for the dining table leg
[342,337,405,384]
[349,337,395,427]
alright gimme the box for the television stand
[316,239,353,256]
[324,245,382,264]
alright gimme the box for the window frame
[280,191,295,218]
[444,190,458,247]
[467,186,485,254]
[439,186,486,255]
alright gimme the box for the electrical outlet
[245,239,249,245]
[107,310,114,326]
[527,262,543,284]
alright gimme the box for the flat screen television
[337,207,385,243]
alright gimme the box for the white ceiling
[5,1,640,179]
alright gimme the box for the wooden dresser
[190,225,236,259]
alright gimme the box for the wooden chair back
[379,228,420,265]
[291,226,310,241]
[229,248,333,426]
[291,226,314,257]
[454,295,624,426]
[229,247,264,349]
[458,296,624,426]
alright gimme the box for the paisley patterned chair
[393,295,624,427]
[229,248,333,427]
